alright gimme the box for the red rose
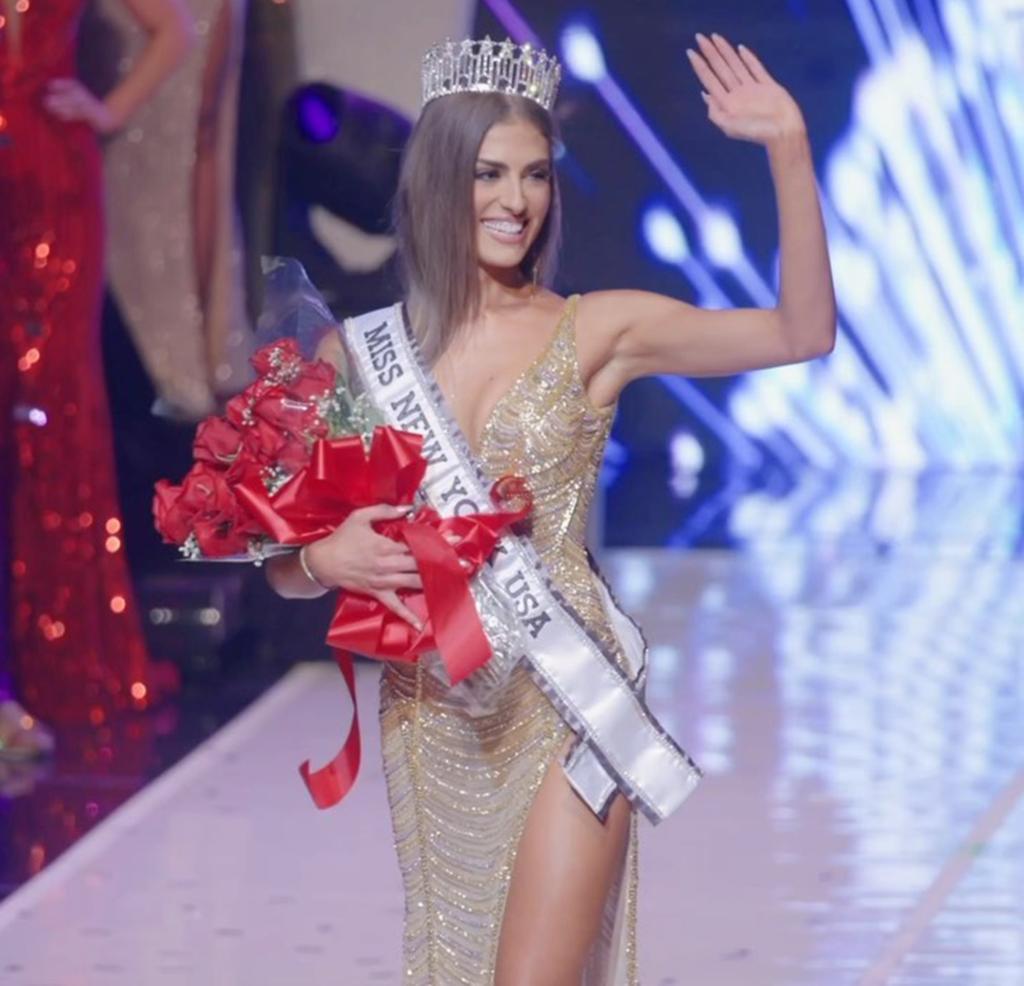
[250,338,303,377]
[153,478,194,544]
[240,417,289,466]
[224,381,265,429]
[221,447,253,485]
[192,516,253,558]
[193,416,244,467]
[238,425,313,478]
[287,359,336,403]
[251,390,320,439]
[152,462,259,557]
[278,435,313,476]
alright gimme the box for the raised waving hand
[687,33,805,146]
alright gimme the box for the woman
[0,0,194,737]
[269,34,835,984]
[88,0,253,421]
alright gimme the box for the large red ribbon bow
[236,426,531,808]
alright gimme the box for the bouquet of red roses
[153,335,531,809]
[153,338,380,562]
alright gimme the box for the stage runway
[2,547,1023,985]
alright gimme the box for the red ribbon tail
[403,523,492,684]
[298,649,362,809]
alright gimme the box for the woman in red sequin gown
[0,0,194,733]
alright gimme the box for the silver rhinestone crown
[422,37,561,112]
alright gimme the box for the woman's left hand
[687,33,805,146]
[43,79,120,135]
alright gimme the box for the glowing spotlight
[700,209,742,268]
[643,206,689,264]
[669,431,705,473]
[294,85,341,143]
[669,430,705,497]
[827,154,879,225]
[11,404,48,426]
[561,24,607,82]
[831,241,881,315]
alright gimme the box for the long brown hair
[394,92,562,362]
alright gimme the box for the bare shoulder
[529,289,569,322]
[574,289,670,360]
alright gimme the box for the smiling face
[395,93,562,359]
[473,117,553,279]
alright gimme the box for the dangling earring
[531,261,541,289]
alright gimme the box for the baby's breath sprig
[261,463,293,495]
[178,532,202,561]
[318,381,382,439]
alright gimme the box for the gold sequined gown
[378,296,639,984]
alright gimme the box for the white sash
[343,304,701,824]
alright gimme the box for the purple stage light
[295,86,341,143]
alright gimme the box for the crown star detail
[421,36,562,111]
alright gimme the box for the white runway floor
[2,546,1023,985]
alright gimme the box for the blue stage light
[700,209,743,269]
[560,23,607,82]
[642,206,689,264]
[669,431,705,498]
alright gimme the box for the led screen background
[472,0,1024,548]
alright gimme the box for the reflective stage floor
[2,546,1023,984]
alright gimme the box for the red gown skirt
[1,11,153,726]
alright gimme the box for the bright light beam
[560,24,607,82]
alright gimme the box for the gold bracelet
[298,544,329,590]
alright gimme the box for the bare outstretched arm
[579,33,836,408]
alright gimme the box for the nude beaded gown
[90,0,252,420]
[376,296,640,984]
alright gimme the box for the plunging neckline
[431,295,576,458]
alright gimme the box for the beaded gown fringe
[377,297,640,984]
